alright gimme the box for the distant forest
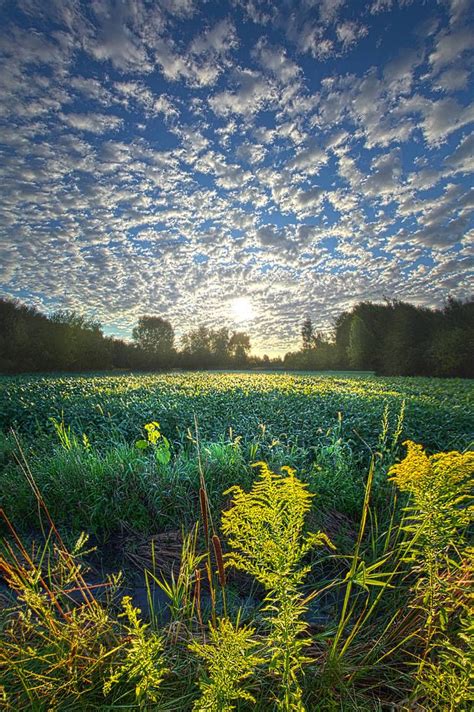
[0,296,473,378]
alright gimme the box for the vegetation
[285,296,474,377]
[0,371,472,709]
[1,295,473,376]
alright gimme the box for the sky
[0,0,473,355]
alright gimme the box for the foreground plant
[221,462,332,711]
[389,441,474,709]
[0,519,116,709]
[389,441,473,629]
[104,596,168,705]
[189,617,263,711]
[136,420,172,465]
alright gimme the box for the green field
[1,372,473,710]
[2,370,472,447]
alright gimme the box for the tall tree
[348,315,376,370]
[210,327,231,365]
[301,317,314,350]
[132,316,174,367]
[229,331,251,366]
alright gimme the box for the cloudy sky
[0,0,473,354]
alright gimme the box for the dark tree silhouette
[301,317,314,350]
[132,316,174,368]
[229,331,251,366]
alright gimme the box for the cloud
[190,17,238,55]
[336,21,368,50]
[429,27,474,73]
[395,183,473,248]
[286,142,329,175]
[383,47,424,93]
[209,69,276,115]
[421,97,474,145]
[153,18,237,87]
[433,67,471,93]
[318,0,347,25]
[82,1,157,73]
[364,149,402,198]
[113,80,179,119]
[445,132,474,174]
[59,111,124,133]
[254,39,301,84]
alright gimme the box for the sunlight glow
[231,297,255,323]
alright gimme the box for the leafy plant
[389,441,473,628]
[189,617,263,711]
[221,462,333,711]
[104,595,168,705]
[389,441,474,709]
[136,420,171,465]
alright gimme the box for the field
[1,371,473,711]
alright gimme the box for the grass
[0,371,473,710]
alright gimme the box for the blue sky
[0,0,473,355]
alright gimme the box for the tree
[50,309,109,370]
[132,316,174,368]
[181,325,212,368]
[381,301,433,376]
[347,315,376,370]
[229,332,251,366]
[209,327,231,366]
[334,311,352,369]
[301,317,314,350]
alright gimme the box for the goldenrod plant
[221,462,332,711]
[389,441,474,709]
[415,605,473,712]
[189,617,264,711]
[103,595,168,705]
[389,441,473,629]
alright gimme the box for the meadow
[0,371,473,711]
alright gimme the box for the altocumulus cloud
[0,0,473,355]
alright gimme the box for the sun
[231,297,255,323]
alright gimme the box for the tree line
[0,300,260,373]
[0,296,472,377]
[284,297,473,378]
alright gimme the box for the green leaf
[155,446,171,465]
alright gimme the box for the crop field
[1,371,473,711]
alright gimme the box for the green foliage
[416,607,474,712]
[390,442,474,709]
[132,315,175,369]
[148,524,206,629]
[104,595,168,704]
[338,297,474,377]
[222,462,333,711]
[136,420,172,465]
[189,618,263,711]
[348,315,377,371]
[180,325,251,369]
[1,371,472,456]
[1,372,473,710]
[222,462,331,589]
[2,295,473,376]
[389,441,473,623]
